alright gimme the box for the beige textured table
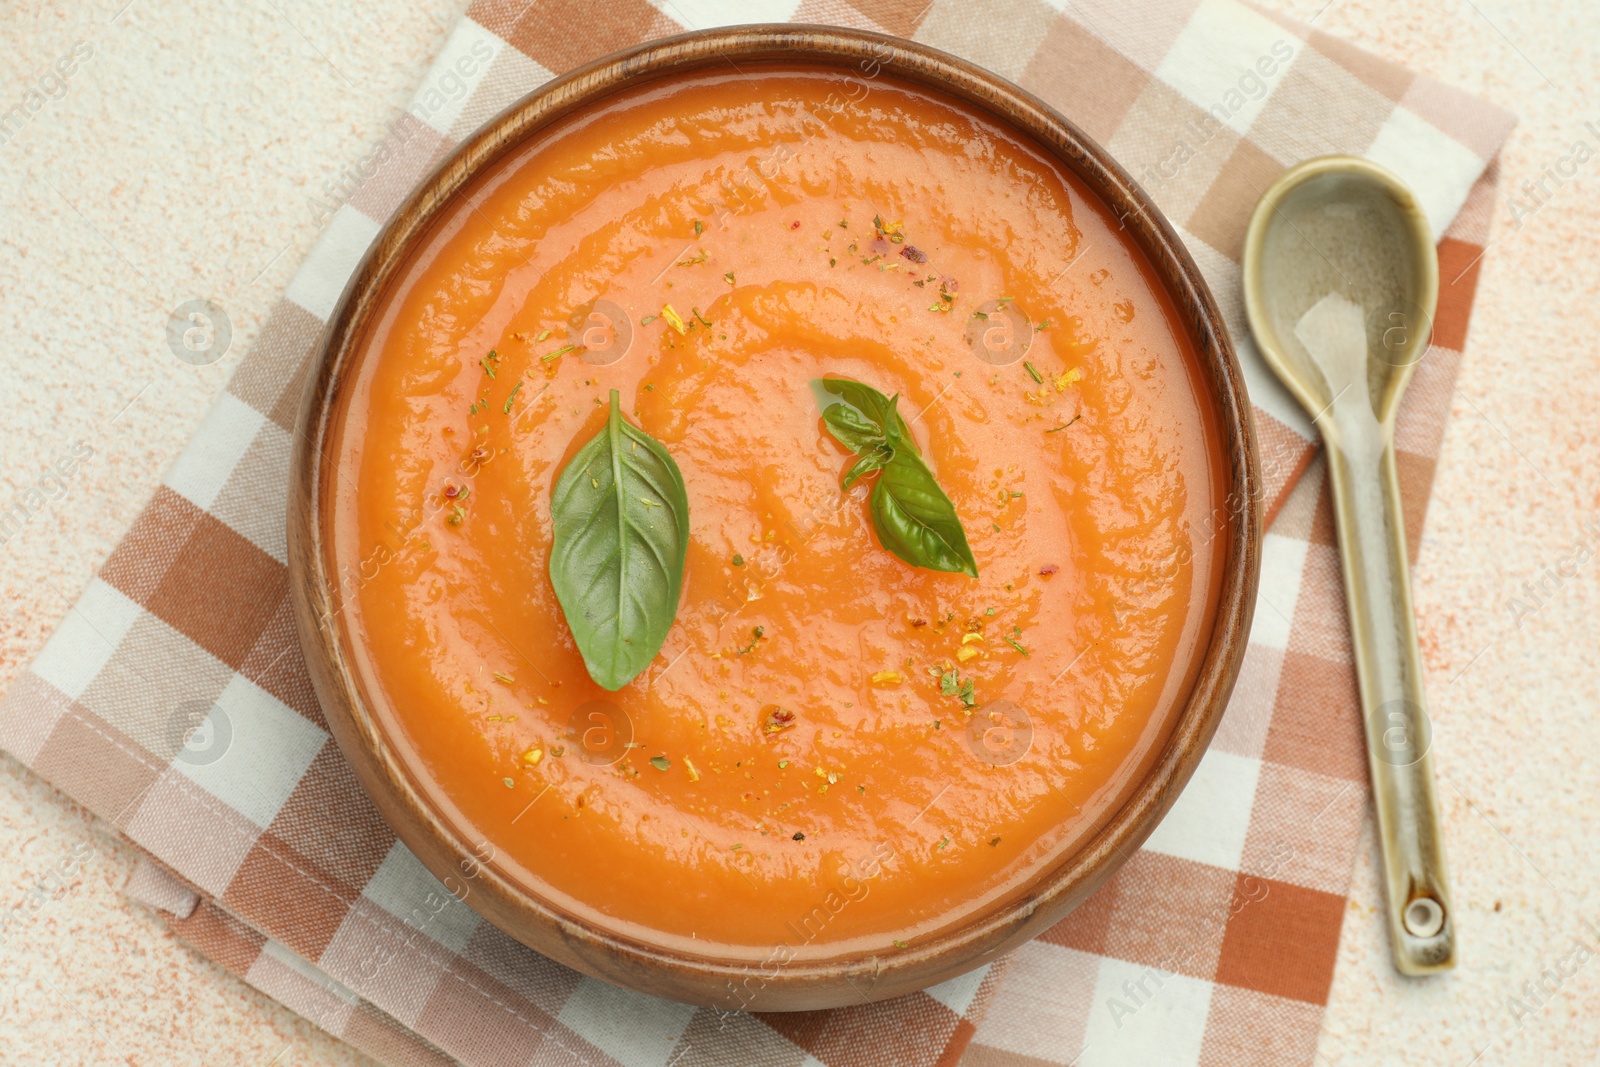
[1,2,1595,1064]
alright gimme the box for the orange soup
[332,65,1229,956]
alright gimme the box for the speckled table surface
[1,2,1595,1064]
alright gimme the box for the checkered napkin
[0,0,1514,1064]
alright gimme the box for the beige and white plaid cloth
[0,0,1513,1063]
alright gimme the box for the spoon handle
[1323,427,1455,974]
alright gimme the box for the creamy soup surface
[333,64,1228,954]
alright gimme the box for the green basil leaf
[842,444,893,491]
[822,403,887,455]
[879,394,908,450]
[549,390,689,690]
[811,377,919,456]
[811,376,977,578]
[869,451,979,578]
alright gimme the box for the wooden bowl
[290,25,1261,1011]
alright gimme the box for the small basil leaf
[811,377,918,456]
[869,452,979,578]
[822,403,886,455]
[812,375,976,578]
[842,444,893,491]
[549,390,690,690]
[880,395,919,458]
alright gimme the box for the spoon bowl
[1244,157,1438,429]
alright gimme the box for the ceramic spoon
[1242,156,1454,974]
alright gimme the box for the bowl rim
[289,23,1262,1011]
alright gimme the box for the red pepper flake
[1039,564,1059,577]
[789,220,802,230]
[762,705,796,736]
[910,618,928,628]
[443,484,461,499]
[900,245,928,264]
